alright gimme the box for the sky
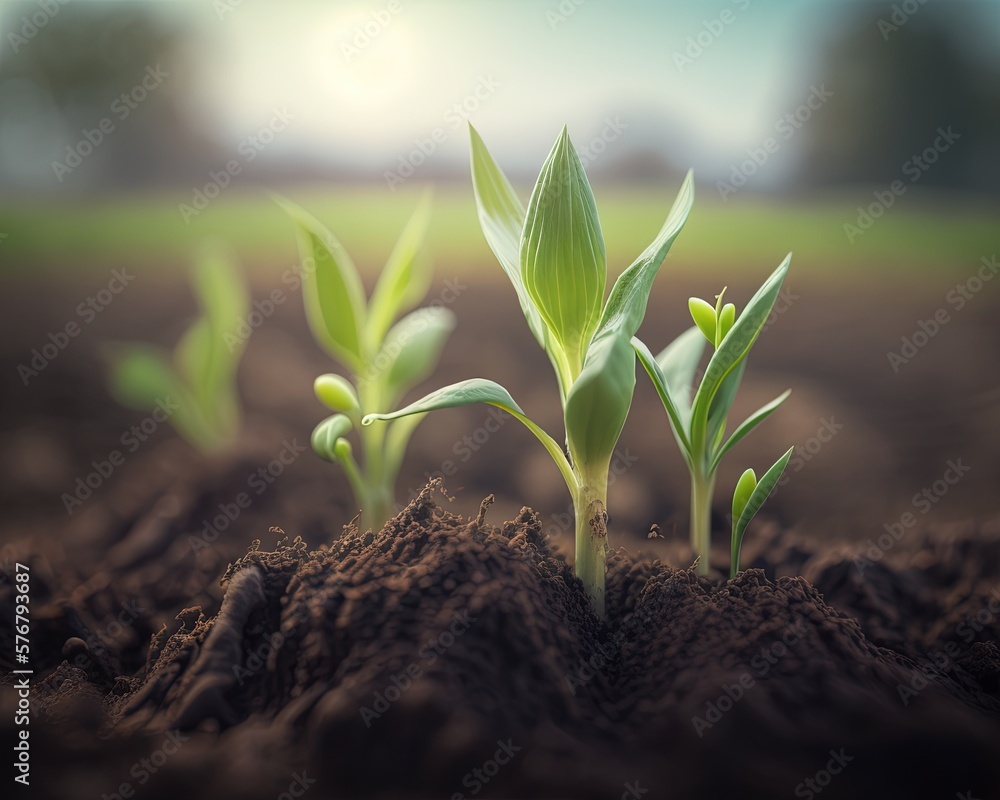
[2,0,999,190]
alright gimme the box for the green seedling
[106,244,248,453]
[276,191,455,533]
[363,126,694,616]
[632,257,794,576]
[730,453,791,578]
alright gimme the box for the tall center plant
[364,126,694,616]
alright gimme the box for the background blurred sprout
[277,191,455,533]
[633,256,793,576]
[364,126,693,617]
[105,243,248,454]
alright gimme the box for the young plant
[106,244,248,453]
[729,453,791,578]
[363,125,694,616]
[276,192,456,533]
[632,257,794,576]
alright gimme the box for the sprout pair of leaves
[106,244,248,453]
[363,125,694,615]
[276,191,455,531]
[632,255,794,576]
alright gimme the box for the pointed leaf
[275,195,366,368]
[468,125,547,349]
[632,337,692,458]
[378,307,457,402]
[688,297,717,344]
[366,190,434,346]
[364,378,576,494]
[690,254,791,453]
[595,169,694,343]
[521,127,606,364]
[731,468,757,527]
[655,326,705,422]
[564,332,635,473]
[711,389,791,472]
[731,447,793,574]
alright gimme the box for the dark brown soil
[1,273,998,798]
[7,483,1000,800]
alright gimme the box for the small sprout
[688,297,717,344]
[314,374,360,414]
[277,190,455,532]
[311,414,353,463]
[634,254,794,576]
[105,243,248,454]
[730,449,793,578]
[363,125,694,617]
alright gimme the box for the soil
[1,272,999,798]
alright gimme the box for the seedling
[632,258,793,576]
[276,192,455,533]
[363,126,694,616]
[106,244,248,453]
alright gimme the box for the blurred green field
[1,184,995,282]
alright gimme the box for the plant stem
[690,472,716,576]
[573,470,609,618]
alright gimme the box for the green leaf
[379,307,457,403]
[274,195,367,368]
[366,190,434,347]
[690,253,791,454]
[706,360,745,457]
[731,447,793,575]
[363,378,577,494]
[520,126,606,365]
[718,303,736,343]
[655,326,705,424]
[312,414,353,462]
[175,244,247,433]
[595,170,694,343]
[711,389,791,473]
[314,374,359,414]
[468,125,547,349]
[565,332,635,473]
[632,337,691,458]
[106,344,218,450]
[731,468,757,527]
[688,297,717,344]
